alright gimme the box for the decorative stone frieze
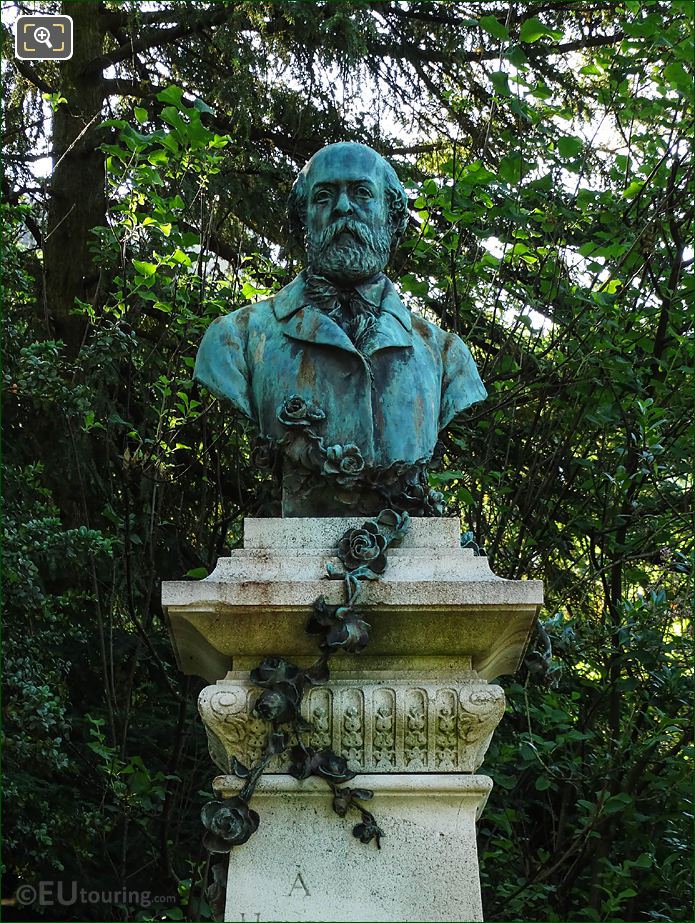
[199,676,505,774]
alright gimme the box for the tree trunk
[45,1,106,355]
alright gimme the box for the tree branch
[82,7,237,77]
[12,58,55,95]
[366,31,624,68]
[102,77,162,98]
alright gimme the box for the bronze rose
[337,521,387,574]
[288,745,357,783]
[277,395,325,428]
[250,656,303,689]
[353,818,383,848]
[201,797,260,852]
[324,612,370,653]
[322,443,365,484]
[253,685,301,723]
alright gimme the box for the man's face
[304,146,392,285]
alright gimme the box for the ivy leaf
[193,98,215,114]
[663,61,692,95]
[162,908,184,920]
[161,106,187,134]
[132,260,157,277]
[479,16,509,40]
[557,136,583,158]
[519,17,563,42]
[604,793,633,814]
[156,85,185,107]
[147,149,169,165]
[498,153,535,183]
[490,71,512,97]
[171,248,192,266]
[505,45,528,67]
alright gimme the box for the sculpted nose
[333,190,352,217]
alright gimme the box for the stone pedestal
[162,518,543,922]
[214,774,492,923]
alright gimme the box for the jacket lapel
[361,312,413,356]
[282,305,360,355]
[271,271,413,356]
[362,277,413,355]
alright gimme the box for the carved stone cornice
[163,517,543,684]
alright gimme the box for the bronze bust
[194,142,486,515]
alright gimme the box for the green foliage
[480,583,692,921]
[2,1,692,920]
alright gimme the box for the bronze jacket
[194,272,486,511]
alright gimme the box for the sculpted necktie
[304,273,381,351]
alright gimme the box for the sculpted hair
[287,149,409,254]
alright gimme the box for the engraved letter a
[288,871,311,897]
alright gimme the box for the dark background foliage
[2,1,692,921]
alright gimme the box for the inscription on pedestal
[288,871,311,898]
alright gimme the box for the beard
[305,217,392,284]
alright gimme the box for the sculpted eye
[355,186,373,198]
[312,189,332,205]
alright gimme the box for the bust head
[288,143,409,286]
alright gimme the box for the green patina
[194,142,486,516]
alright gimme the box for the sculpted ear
[382,166,409,249]
[389,194,409,245]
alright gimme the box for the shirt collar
[272,270,412,333]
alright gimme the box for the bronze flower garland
[253,395,446,515]
[200,505,410,854]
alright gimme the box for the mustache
[311,217,373,251]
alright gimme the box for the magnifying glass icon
[33,25,53,49]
